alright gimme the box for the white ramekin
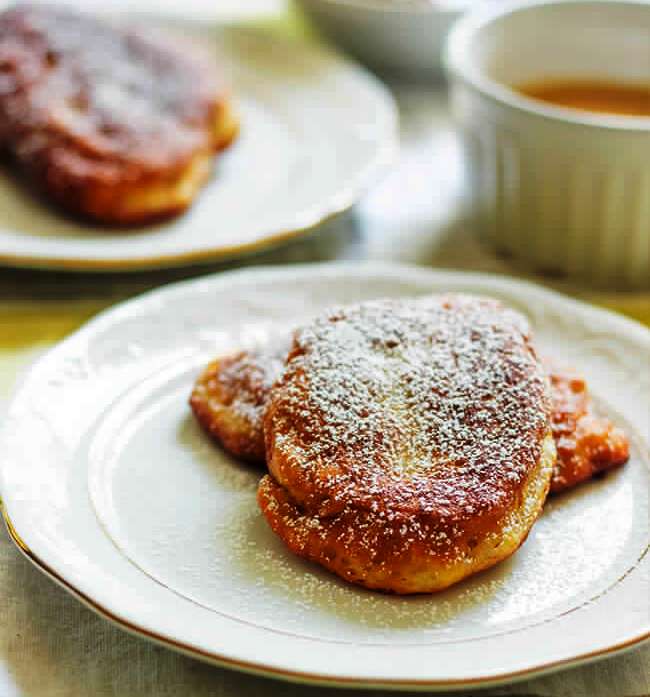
[444,0,650,289]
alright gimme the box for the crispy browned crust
[189,337,291,463]
[549,370,630,493]
[260,296,555,593]
[259,435,554,594]
[0,4,238,224]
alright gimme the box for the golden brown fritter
[259,296,555,594]
[189,336,291,463]
[549,369,630,493]
[0,4,238,224]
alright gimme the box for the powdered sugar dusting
[218,334,291,431]
[268,295,551,529]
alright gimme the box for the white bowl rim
[443,0,650,133]
[299,0,460,17]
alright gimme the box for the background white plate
[0,27,396,271]
[1,263,648,690]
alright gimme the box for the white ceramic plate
[1,263,648,690]
[0,28,396,271]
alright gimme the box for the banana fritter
[549,369,629,492]
[0,4,238,224]
[259,296,555,593]
[189,336,291,463]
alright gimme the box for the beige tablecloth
[0,10,648,696]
